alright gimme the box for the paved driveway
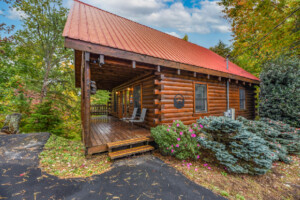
[0,133,226,200]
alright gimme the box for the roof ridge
[73,0,203,47]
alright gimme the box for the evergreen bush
[238,117,299,156]
[259,56,300,127]
[197,116,276,175]
[261,118,300,154]
[23,100,63,135]
[151,120,201,160]
[237,116,291,163]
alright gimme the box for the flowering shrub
[151,120,201,160]
[197,116,276,175]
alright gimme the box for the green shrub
[151,120,201,160]
[240,117,299,156]
[237,116,291,163]
[261,118,300,155]
[197,116,276,175]
[197,116,242,143]
[259,56,300,127]
[23,100,63,136]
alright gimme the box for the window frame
[113,91,117,113]
[193,82,208,113]
[239,88,246,110]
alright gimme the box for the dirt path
[0,133,226,200]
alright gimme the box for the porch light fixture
[98,54,105,67]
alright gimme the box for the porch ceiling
[74,50,155,90]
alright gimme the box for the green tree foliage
[0,0,82,140]
[22,100,62,134]
[182,34,189,41]
[209,40,232,58]
[12,0,73,101]
[91,90,110,105]
[151,120,200,160]
[259,56,300,127]
[219,0,299,76]
[197,116,277,175]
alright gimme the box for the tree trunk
[40,58,51,102]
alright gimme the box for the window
[122,91,126,115]
[133,85,141,115]
[126,90,130,116]
[195,84,207,112]
[239,89,246,110]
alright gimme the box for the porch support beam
[82,52,91,149]
[80,52,85,144]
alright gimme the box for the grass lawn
[39,134,111,178]
[154,152,300,200]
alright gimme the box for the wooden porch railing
[91,104,109,116]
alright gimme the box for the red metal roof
[63,0,259,81]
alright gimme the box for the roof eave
[64,37,260,84]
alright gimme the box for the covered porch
[75,51,157,156]
[88,116,152,155]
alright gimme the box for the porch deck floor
[89,116,151,153]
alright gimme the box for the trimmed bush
[151,120,201,160]
[197,116,276,175]
[259,56,300,127]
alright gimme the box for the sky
[0,0,233,48]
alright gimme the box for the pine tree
[182,34,189,41]
[209,40,232,58]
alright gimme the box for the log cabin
[63,0,260,157]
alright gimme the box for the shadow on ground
[0,133,226,200]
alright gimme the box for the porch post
[81,52,85,143]
[81,52,91,148]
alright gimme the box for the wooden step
[107,137,153,149]
[108,145,154,160]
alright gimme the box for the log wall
[156,69,256,125]
[110,69,256,127]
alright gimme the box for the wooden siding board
[158,71,256,125]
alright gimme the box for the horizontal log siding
[229,83,256,119]
[159,71,256,125]
[111,75,156,128]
